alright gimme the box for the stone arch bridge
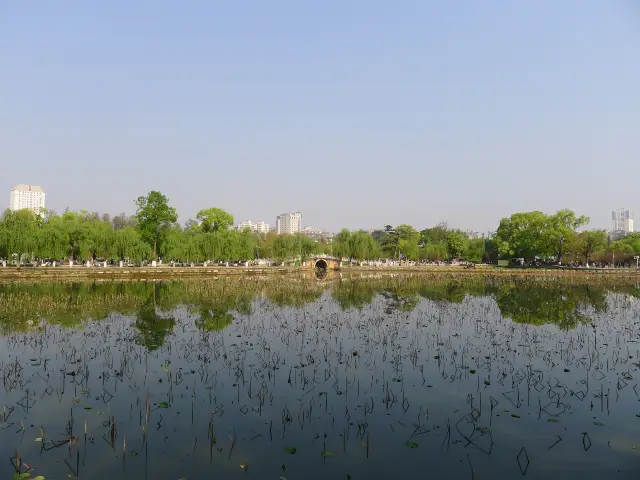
[305,256,341,270]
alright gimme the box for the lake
[1,276,639,479]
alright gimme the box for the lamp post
[635,255,639,270]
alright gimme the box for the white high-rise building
[237,220,270,234]
[612,208,633,235]
[276,212,303,235]
[9,184,46,214]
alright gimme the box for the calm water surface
[1,277,639,479]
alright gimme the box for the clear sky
[1,1,639,232]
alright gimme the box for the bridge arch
[314,258,328,270]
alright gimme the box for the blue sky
[1,1,639,232]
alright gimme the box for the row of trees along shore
[0,192,637,265]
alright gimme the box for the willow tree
[47,211,89,261]
[332,229,352,260]
[0,209,38,264]
[114,227,150,263]
[37,221,68,259]
[236,229,258,261]
[82,216,115,261]
[159,227,185,261]
[350,230,378,263]
[296,233,316,262]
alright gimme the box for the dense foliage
[0,192,334,264]
[0,192,631,265]
[496,209,639,265]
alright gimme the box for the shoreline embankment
[0,265,639,283]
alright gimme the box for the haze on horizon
[1,1,638,233]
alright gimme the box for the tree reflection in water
[133,283,176,351]
[3,276,640,336]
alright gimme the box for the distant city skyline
[2,2,639,232]
[236,220,270,234]
[4,182,636,234]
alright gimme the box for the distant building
[611,208,633,240]
[9,184,45,214]
[302,225,334,243]
[237,220,270,234]
[276,212,303,235]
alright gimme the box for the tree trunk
[153,238,157,260]
[557,241,563,265]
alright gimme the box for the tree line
[496,209,640,265]
[0,192,333,264]
[333,224,496,264]
[0,190,634,265]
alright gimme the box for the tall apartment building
[9,184,46,214]
[275,212,302,235]
[612,208,633,236]
[237,220,270,234]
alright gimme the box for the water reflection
[493,282,608,329]
[133,284,176,351]
[314,269,329,281]
[1,276,640,479]
[2,277,640,335]
[192,291,253,332]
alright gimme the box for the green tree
[496,211,547,261]
[544,209,589,264]
[482,238,499,264]
[619,233,640,253]
[114,227,150,263]
[296,233,316,262]
[0,209,38,264]
[259,231,277,260]
[420,222,450,245]
[445,232,468,259]
[350,230,378,263]
[383,225,399,258]
[195,208,234,233]
[135,191,178,259]
[37,218,68,260]
[419,242,448,261]
[396,224,419,262]
[606,241,635,265]
[573,230,607,265]
[332,229,352,261]
[466,238,486,263]
[273,234,298,263]
[112,213,137,230]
